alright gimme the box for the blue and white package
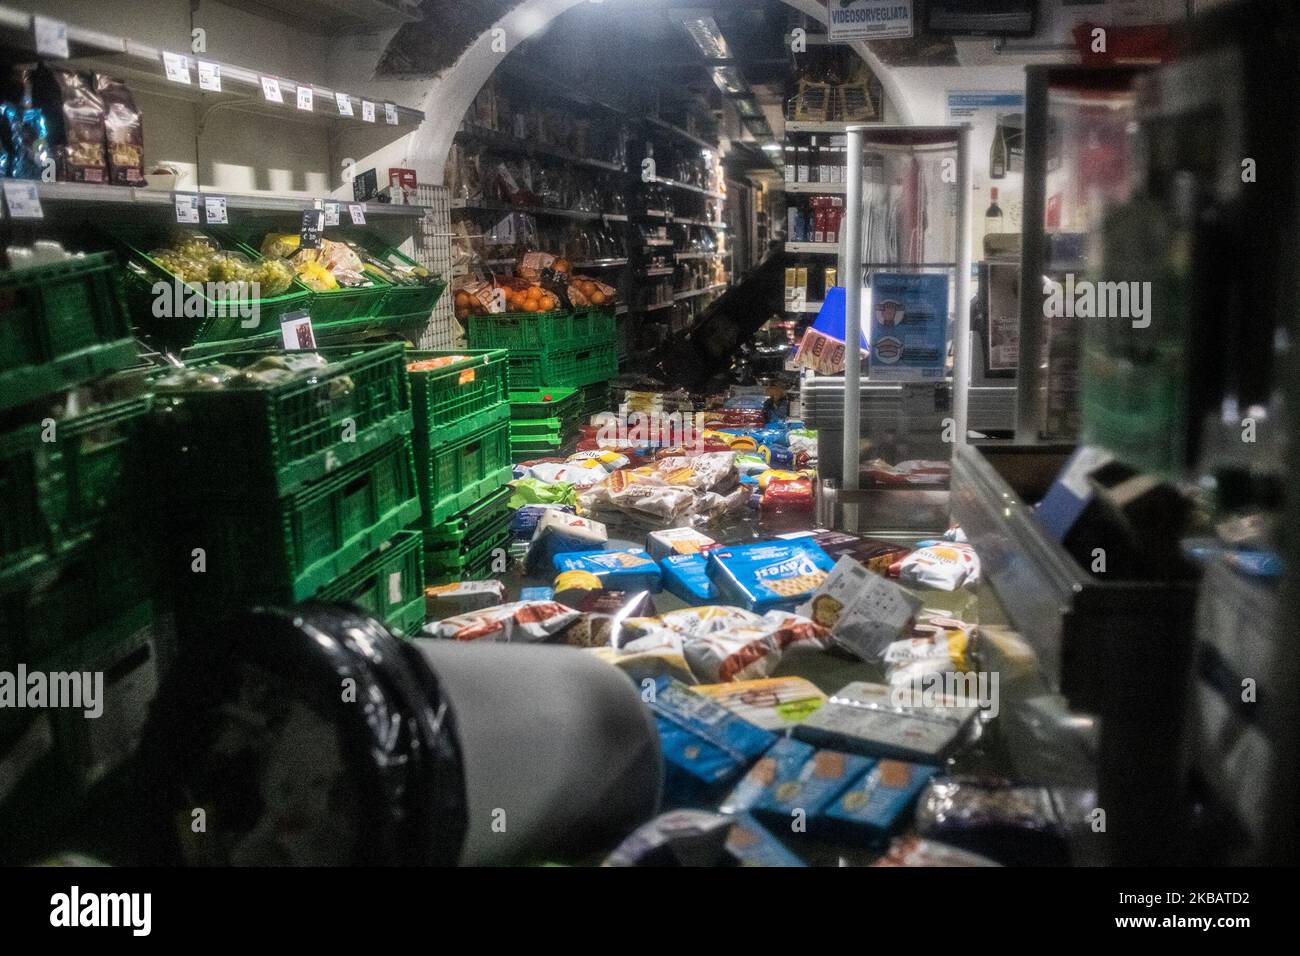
[510,503,575,539]
[823,759,938,842]
[719,737,815,814]
[519,586,555,602]
[660,553,717,605]
[750,748,875,825]
[758,444,794,469]
[524,510,607,575]
[649,676,777,806]
[706,539,835,612]
[725,813,806,867]
[552,548,663,592]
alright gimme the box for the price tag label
[383,102,399,125]
[348,203,366,225]
[323,201,340,227]
[162,52,191,84]
[204,196,228,225]
[296,85,314,112]
[361,100,376,123]
[299,208,324,249]
[261,76,283,104]
[197,60,221,92]
[2,180,44,219]
[174,193,201,224]
[335,92,353,117]
[32,16,69,59]
[280,311,317,350]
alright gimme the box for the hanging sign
[826,0,913,42]
[867,272,948,381]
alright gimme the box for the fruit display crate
[150,343,412,497]
[0,253,139,414]
[406,349,511,448]
[317,530,426,637]
[0,391,152,595]
[506,341,619,390]
[346,234,447,331]
[415,418,512,528]
[169,436,422,606]
[509,387,582,426]
[466,308,616,351]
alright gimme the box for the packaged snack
[891,541,982,591]
[823,759,939,843]
[603,810,734,867]
[863,459,951,488]
[509,503,575,539]
[725,813,806,867]
[707,540,835,613]
[870,835,1001,867]
[567,449,630,471]
[646,527,717,560]
[507,479,577,509]
[553,570,602,592]
[882,613,975,687]
[552,549,663,593]
[692,677,826,731]
[755,469,807,490]
[523,461,608,488]
[423,579,506,618]
[735,453,770,476]
[552,589,657,648]
[750,748,875,825]
[524,510,607,575]
[718,737,816,814]
[587,644,694,687]
[519,586,554,602]
[914,778,1068,866]
[793,681,979,763]
[621,605,764,650]
[659,554,716,605]
[647,676,777,806]
[425,600,581,643]
[30,66,106,183]
[798,556,922,662]
[95,75,143,186]
[760,477,815,512]
[800,530,913,574]
[758,444,795,469]
[681,612,830,684]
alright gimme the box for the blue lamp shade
[811,286,869,351]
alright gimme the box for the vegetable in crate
[146,234,293,297]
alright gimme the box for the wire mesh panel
[414,183,460,349]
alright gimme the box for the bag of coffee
[96,74,144,186]
[29,65,107,183]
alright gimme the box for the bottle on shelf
[808,135,820,183]
[983,187,1004,257]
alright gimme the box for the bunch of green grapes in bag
[249,257,294,297]
[150,248,213,285]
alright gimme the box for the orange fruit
[591,291,607,305]
[454,291,471,308]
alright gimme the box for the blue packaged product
[659,553,716,605]
[552,548,663,592]
[510,503,575,539]
[519,586,555,602]
[725,813,806,867]
[719,737,815,814]
[523,510,607,575]
[649,676,777,806]
[824,760,941,843]
[751,748,875,824]
[759,444,795,469]
[706,539,835,612]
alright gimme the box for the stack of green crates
[152,343,425,637]
[0,252,153,808]
[466,307,618,460]
[405,350,514,583]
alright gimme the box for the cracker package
[891,541,981,591]
[725,813,806,867]
[553,589,657,647]
[777,529,913,574]
[750,748,875,825]
[659,554,717,605]
[423,579,506,618]
[691,676,827,731]
[646,526,717,560]
[524,510,607,575]
[706,539,835,612]
[793,681,979,764]
[824,759,939,843]
[551,548,663,593]
[798,556,922,662]
[718,737,815,814]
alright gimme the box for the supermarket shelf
[15,180,430,219]
[787,300,824,314]
[222,0,422,31]
[638,300,675,313]
[640,238,675,248]
[648,176,726,200]
[784,120,882,133]
[451,199,604,222]
[785,242,840,254]
[642,267,675,277]
[674,284,727,301]
[0,5,424,129]
[573,258,629,269]
[674,251,722,261]
[646,115,718,153]
[671,217,728,229]
[455,125,626,174]
[781,182,848,194]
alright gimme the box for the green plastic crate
[425,525,513,585]
[406,349,511,448]
[171,436,422,605]
[0,253,138,413]
[347,235,446,331]
[507,341,618,390]
[414,419,512,527]
[0,423,61,594]
[110,228,312,350]
[151,343,412,497]
[423,485,513,551]
[466,308,615,351]
[318,530,425,636]
[580,381,614,417]
[509,386,581,424]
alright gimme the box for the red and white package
[890,542,981,591]
[426,600,581,642]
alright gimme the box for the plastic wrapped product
[758,444,795,469]
[587,643,695,687]
[30,66,106,183]
[509,503,575,539]
[823,759,939,844]
[706,540,835,613]
[777,529,913,575]
[425,601,581,643]
[659,554,717,605]
[760,477,815,512]
[680,612,830,684]
[524,510,607,575]
[620,605,768,650]
[750,748,875,827]
[648,676,777,806]
[603,810,734,867]
[507,478,578,509]
[523,461,608,488]
[735,453,770,476]
[725,813,807,867]
[890,541,982,590]
[567,449,630,471]
[718,736,816,814]
[551,549,663,593]
[870,835,1001,867]
[882,614,976,687]
[798,556,922,662]
[913,778,1069,866]
[424,580,506,619]
[551,589,657,648]
[519,586,554,602]
[95,74,144,186]
[793,681,979,764]
[646,527,718,560]
[692,676,827,731]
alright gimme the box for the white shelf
[782,182,848,194]
[671,217,728,229]
[451,199,603,222]
[674,284,727,301]
[784,241,840,254]
[784,120,882,133]
[787,300,824,314]
[674,251,722,261]
[649,177,726,200]
[456,125,626,174]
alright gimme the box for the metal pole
[842,126,866,528]
[1016,68,1050,442]
[953,124,974,445]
